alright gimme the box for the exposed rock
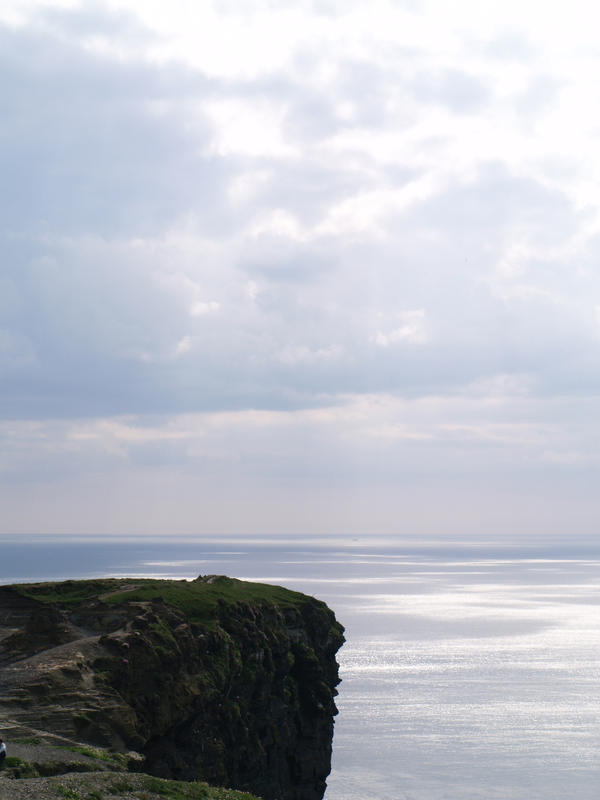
[0,576,344,800]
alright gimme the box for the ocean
[1,534,599,800]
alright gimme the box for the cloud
[190,301,220,316]
[372,310,428,347]
[173,335,193,356]
[0,19,234,239]
[3,1,600,535]
[0,159,592,419]
[516,75,562,121]
[485,32,535,62]
[277,343,344,364]
[3,386,600,535]
[411,69,491,114]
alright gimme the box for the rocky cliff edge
[0,575,345,800]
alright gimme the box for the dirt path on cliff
[0,633,103,693]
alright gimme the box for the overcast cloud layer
[2,0,600,537]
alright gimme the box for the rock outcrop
[0,575,344,800]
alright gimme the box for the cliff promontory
[0,575,344,800]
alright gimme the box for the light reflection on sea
[320,554,600,800]
[1,535,600,799]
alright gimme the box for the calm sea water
[1,534,600,800]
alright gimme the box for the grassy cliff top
[7,575,323,625]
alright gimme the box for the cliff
[0,575,344,800]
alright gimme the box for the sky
[2,0,600,538]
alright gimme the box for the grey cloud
[0,23,234,239]
[336,60,396,127]
[410,163,576,244]
[485,32,535,62]
[232,153,406,228]
[240,235,338,283]
[2,13,400,243]
[281,59,394,141]
[126,439,193,469]
[516,76,562,121]
[1,6,598,427]
[263,162,370,224]
[282,88,342,141]
[1,156,593,422]
[411,68,490,113]
[3,1,600,538]
[1,239,190,418]
[4,389,600,519]
[36,2,154,43]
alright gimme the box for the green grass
[11,575,309,625]
[108,778,134,793]
[12,736,42,745]
[57,744,129,768]
[56,787,83,799]
[9,579,120,608]
[103,576,308,624]
[141,776,262,800]
[2,756,40,778]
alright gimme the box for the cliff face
[0,575,344,800]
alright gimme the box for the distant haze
[2,1,600,538]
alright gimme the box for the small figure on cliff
[0,738,6,766]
